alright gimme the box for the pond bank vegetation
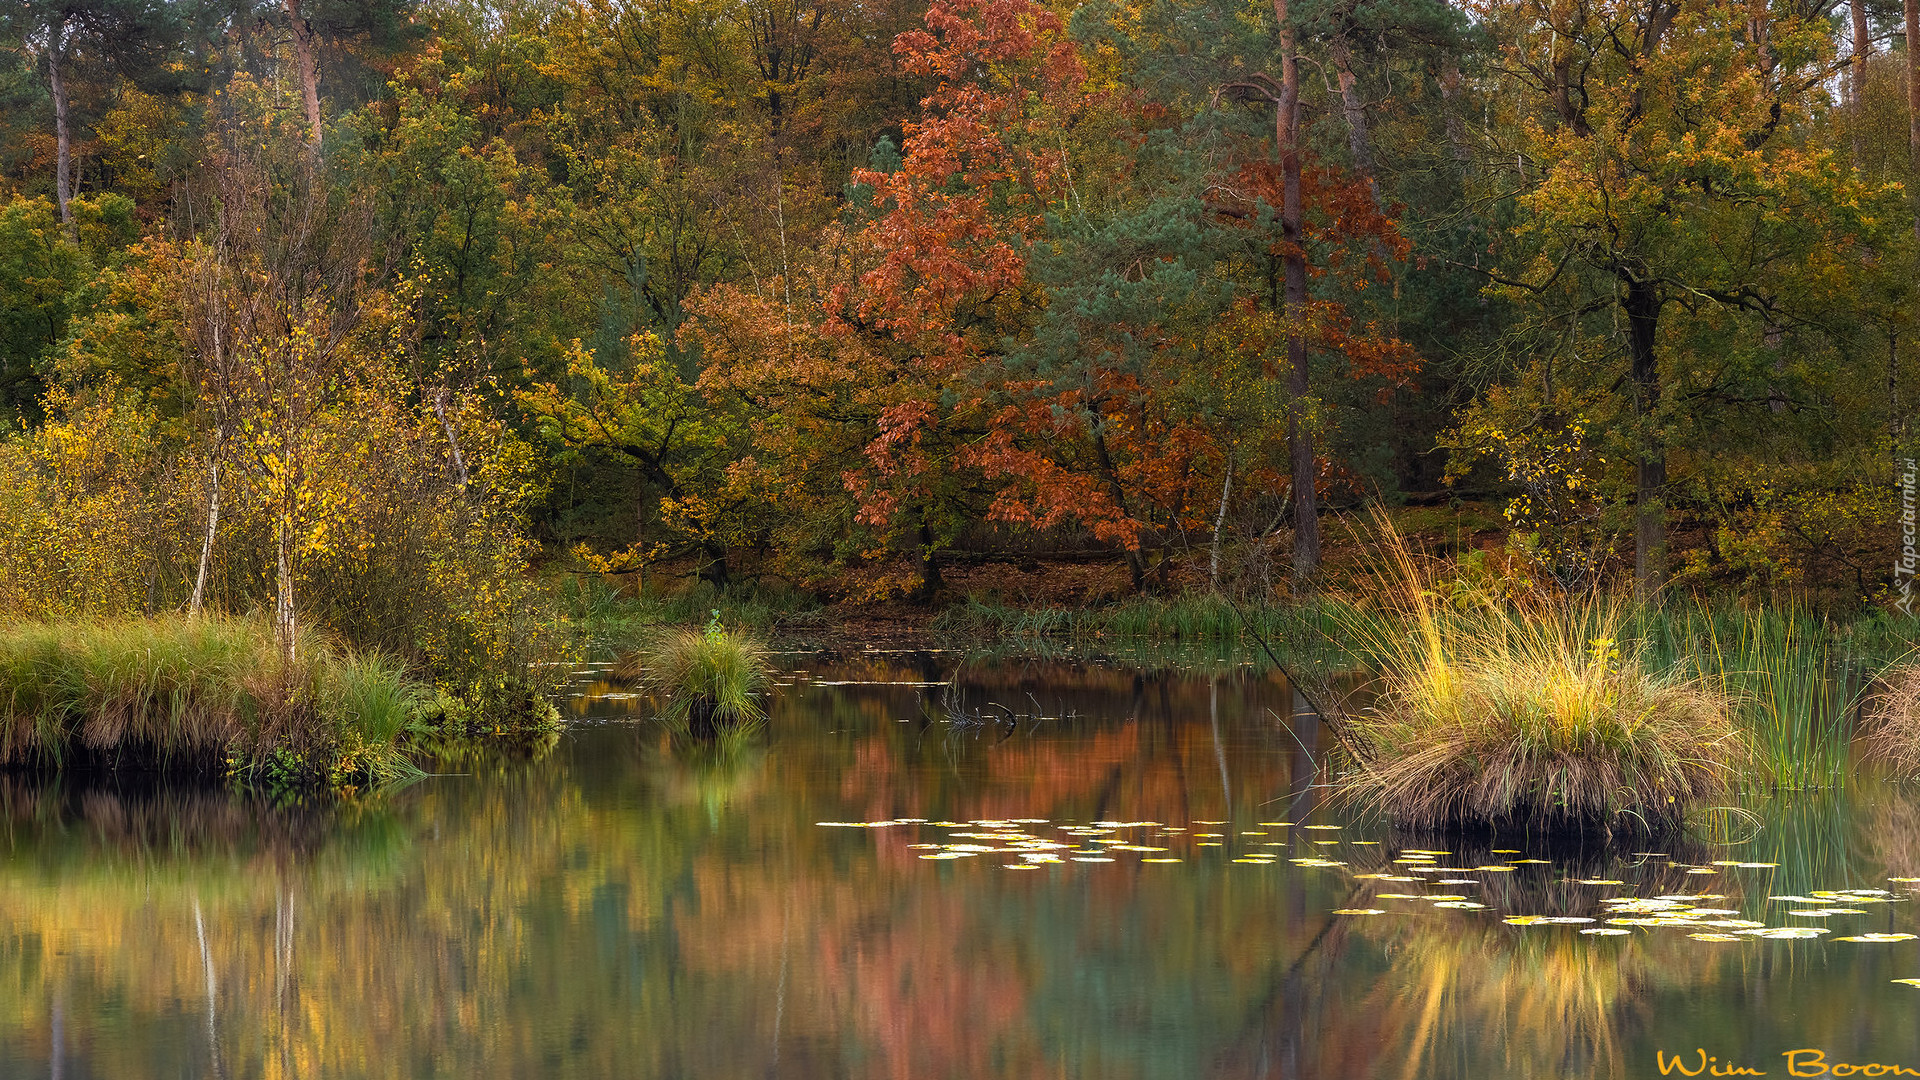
[0,618,558,796]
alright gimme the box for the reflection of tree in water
[19,660,1847,1080]
[0,775,419,1080]
[0,662,1350,1080]
[0,776,360,863]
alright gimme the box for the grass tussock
[1337,523,1746,835]
[622,621,773,736]
[0,617,429,792]
[1866,663,1920,775]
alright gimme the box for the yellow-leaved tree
[1461,0,1914,595]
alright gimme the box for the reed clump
[1337,525,1746,835]
[624,617,772,737]
[1644,606,1863,790]
[0,617,425,792]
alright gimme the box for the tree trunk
[908,515,942,602]
[284,0,324,146]
[1624,275,1666,598]
[1891,331,1902,453]
[1746,0,1775,80]
[1328,33,1380,205]
[1092,427,1147,590]
[1276,0,1319,588]
[698,540,730,587]
[1908,0,1920,245]
[1211,457,1234,591]
[189,451,222,615]
[1892,335,1909,613]
[47,24,73,235]
[1852,0,1871,166]
[431,387,471,488]
[1437,61,1474,166]
[274,513,298,663]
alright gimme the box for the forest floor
[579,498,1907,650]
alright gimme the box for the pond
[5,652,1920,1079]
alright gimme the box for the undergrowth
[558,574,818,655]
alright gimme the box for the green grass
[0,617,430,792]
[558,574,819,656]
[322,650,429,747]
[930,593,1370,659]
[623,623,773,734]
[1638,605,1869,790]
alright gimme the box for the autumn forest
[10,0,1920,1071]
[4,0,1917,641]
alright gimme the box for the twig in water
[1218,593,1358,755]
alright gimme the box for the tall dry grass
[1865,663,1920,774]
[1335,519,1747,834]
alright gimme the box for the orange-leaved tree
[689,0,1118,598]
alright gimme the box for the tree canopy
[0,0,1915,612]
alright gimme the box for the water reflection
[5,656,1920,1078]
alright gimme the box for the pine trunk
[1908,0,1920,245]
[1093,428,1148,591]
[1437,61,1474,165]
[1276,0,1318,587]
[1625,275,1666,599]
[47,25,73,234]
[1328,33,1379,205]
[1852,0,1870,165]
[284,0,324,146]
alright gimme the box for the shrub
[409,673,562,758]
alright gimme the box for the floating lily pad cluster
[1339,854,1920,957]
[815,816,1338,867]
[817,817,1920,989]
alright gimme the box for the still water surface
[5,653,1920,1079]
